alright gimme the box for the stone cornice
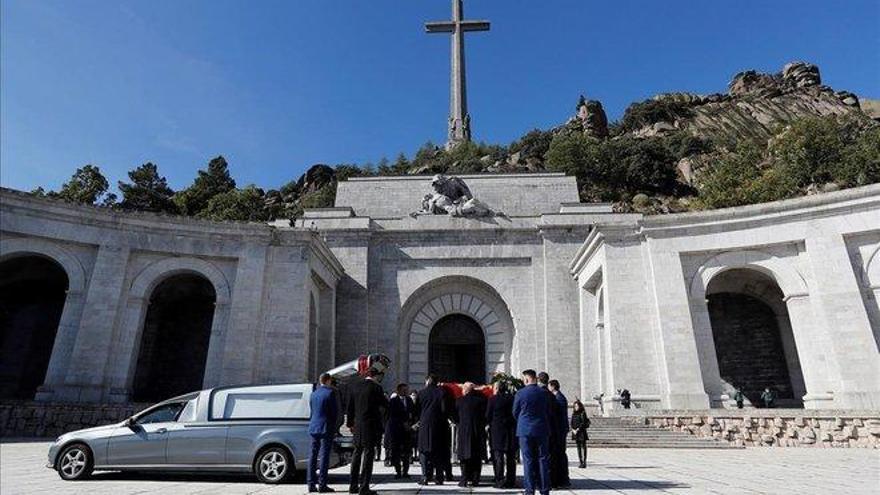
[638,183,880,237]
[0,187,321,245]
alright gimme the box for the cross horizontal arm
[460,20,490,32]
[425,21,456,33]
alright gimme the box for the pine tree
[173,156,236,216]
[118,162,177,213]
[56,165,111,205]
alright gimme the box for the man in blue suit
[308,372,339,493]
[512,369,552,495]
[548,379,571,487]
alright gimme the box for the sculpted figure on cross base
[411,174,493,218]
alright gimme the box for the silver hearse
[47,383,348,483]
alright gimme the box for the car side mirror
[123,417,135,428]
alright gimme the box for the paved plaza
[1,440,877,495]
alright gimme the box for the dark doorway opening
[0,256,68,399]
[132,273,215,402]
[707,268,804,408]
[428,314,486,384]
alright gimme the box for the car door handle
[156,428,167,434]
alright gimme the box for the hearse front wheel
[57,443,93,481]
[254,446,293,484]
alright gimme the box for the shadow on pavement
[571,478,690,490]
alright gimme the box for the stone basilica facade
[1,174,879,412]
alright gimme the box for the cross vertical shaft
[426,0,490,149]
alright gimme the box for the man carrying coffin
[346,368,388,495]
[414,374,451,485]
[486,380,517,488]
[453,382,488,487]
[385,383,415,479]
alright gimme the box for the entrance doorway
[428,314,486,384]
[706,268,805,407]
[132,273,216,402]
[0,256,68,399]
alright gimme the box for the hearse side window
[210,384,311,420]
[177,398,198,423]
[137,402,185,424]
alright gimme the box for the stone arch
[689,249,808,301]
[107,256,232,400]
[0,238,88,397]
[0,238,86,294]
[399,275,515,384]
[705,268,806,407]
[130,257,230,304]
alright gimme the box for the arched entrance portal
[0,256,68,399]
[429,314,486,383]
[400,276,516,385]
[132,273,216,402]
[706,268,806,407]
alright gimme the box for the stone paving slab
[1,441,877,494]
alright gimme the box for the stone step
[564,417,735,449]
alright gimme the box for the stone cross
[425,0,490,149]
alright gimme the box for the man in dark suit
[414,374,450,485]
[537,372,560,488]
[513,369,552,495]
[486,380,517,488]
[346,368,388,495]
[384,383,415,479]
[308,373,339,493]
[454,382,488,487]
[548,379,571,488]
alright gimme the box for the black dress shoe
[348,487,359,494]
[418,478,430,486]
[318,488,336,493]
[457,480,468,488]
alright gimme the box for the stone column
[541,228,585,393]
[218,244,269,386]
[326,233,371,366]
[104,294,149,403]
[602,237,664,410]
[201,300,231,389]
[686,296,726,406]
[645,244,711,409]
[60,244,131,402]
[35,289,86,401]
[254,245,309,384]
[318,284,336,373]
[805,233,880,408]
[783,294,836,408]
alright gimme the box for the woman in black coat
[570,400,590,468]
[486,381,517,488]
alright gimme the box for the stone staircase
[573,417,736,449]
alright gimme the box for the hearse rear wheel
[254,446,293,484]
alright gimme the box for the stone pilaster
[805,233,880,409]
[59,244,131,402]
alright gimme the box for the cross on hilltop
[425,0,490,150]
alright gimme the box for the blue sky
[2,0,879,193]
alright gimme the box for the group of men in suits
[306,368,573,495]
